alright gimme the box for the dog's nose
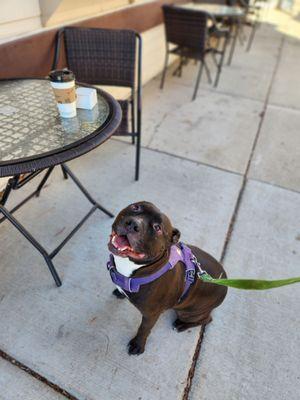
[124,218,141,233]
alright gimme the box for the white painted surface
[40,0,128,27]
[0,0,41,39]
[0,0,158,40]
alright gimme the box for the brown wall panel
[0,0,185,79]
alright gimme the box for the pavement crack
[220,35,285,264]
[147,99,185,148]
[0,348,79,400]
[182,325,206,400]
[147,111,169,148]
[181,34,286,400]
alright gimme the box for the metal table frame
[0,79,122,287]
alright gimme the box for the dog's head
[108,201,180,264]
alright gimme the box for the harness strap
[107,245,183,293]
[177,243,197,303]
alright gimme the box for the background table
[177,2,245,65]
[179,3,245,18]
[0,78,121,286]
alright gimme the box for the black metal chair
[160,5,229,101]
[52,27,142,181]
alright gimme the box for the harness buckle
[186,269,195,283]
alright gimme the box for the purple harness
[107,242,203,303]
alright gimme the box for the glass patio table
[177,2,246,65]
[179,3,245,18]
[0,78,122,287]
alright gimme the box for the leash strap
[192,258,300,290]
[199,273,300,290]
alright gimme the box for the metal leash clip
[190,254,208,279]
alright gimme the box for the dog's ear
[171,228,181,244]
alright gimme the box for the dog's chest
[114,256,144,297]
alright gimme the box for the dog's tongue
[114,235,130,248]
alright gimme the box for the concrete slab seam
[180,34,285,400]
[0,349,79,399]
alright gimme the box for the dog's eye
[153,223,162,233]
[131,204,141,212]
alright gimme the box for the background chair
[160,5,229,101]
[53,27,142,181]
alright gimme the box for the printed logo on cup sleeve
[52,88,77,104]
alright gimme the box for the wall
[0,0,182,79]
[0,0,154,41]
[39,0,130,27]
[0,0,42,40]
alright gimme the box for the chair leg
[227,21,239,66]
[173,57,184,77]
[214,34,229,88]
[160,51,169,89]
[178,57,184,77]
[246,21,257,52]
[192,60,204,101]
[238,24,245,45]
[0,176,17,206]
[203,60,212,84]
[131,99,135,145]
[210,36,220,67]
[135,132,141,181]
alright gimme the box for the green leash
[199,272,300,290]
[192,255,300,290]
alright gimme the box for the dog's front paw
[127,338,145,356]
[173,318,187,332]
[112,289,126,299]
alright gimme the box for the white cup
[49,69,77,118]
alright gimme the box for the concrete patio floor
[0,6,300,400]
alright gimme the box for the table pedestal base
[0,164,114,287]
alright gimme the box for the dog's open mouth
[109,232,145,259]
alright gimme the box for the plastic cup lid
[49,69,75,82]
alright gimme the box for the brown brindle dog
[108,201,227,355]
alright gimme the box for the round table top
[0,78,122,177]
[179,3,245,17]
